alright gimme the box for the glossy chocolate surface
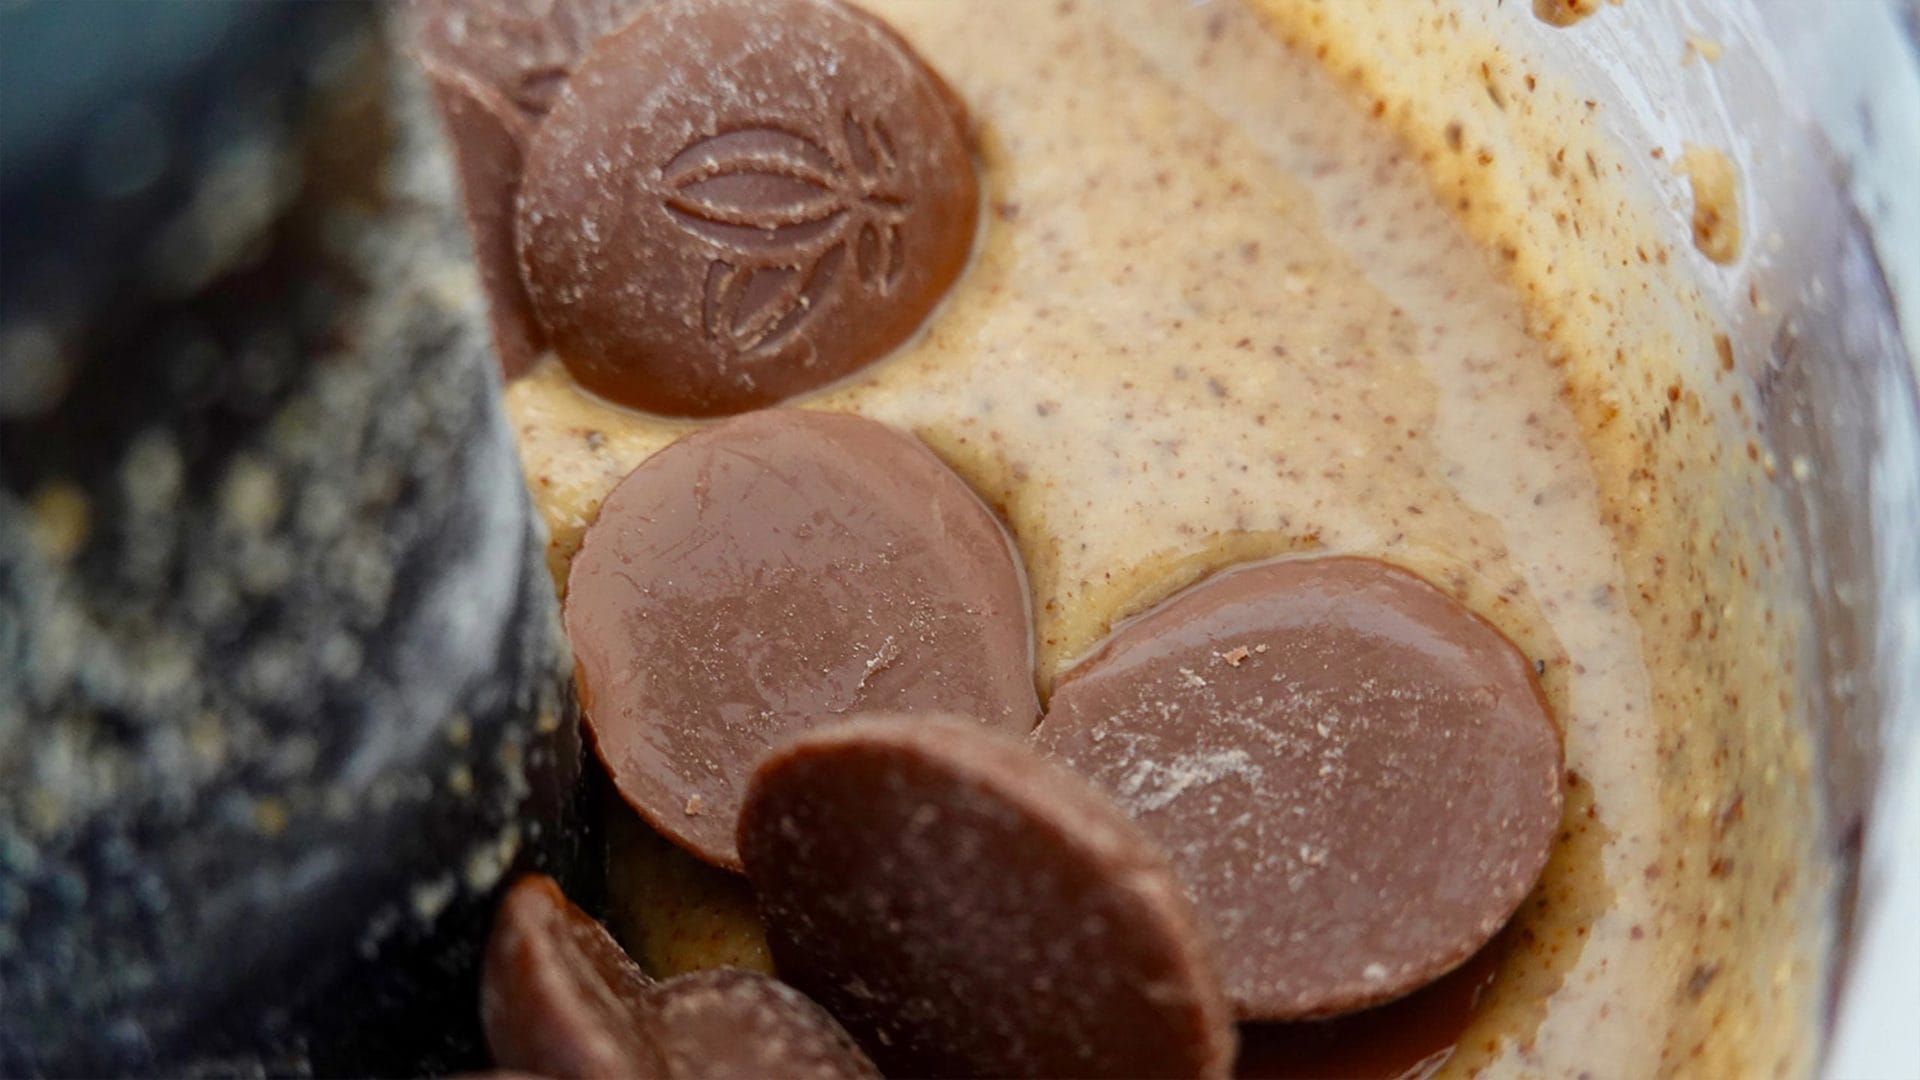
[1037,558,1562,1019]
[565,410,1037,870]
[740,717,1237,1078]
[516,0,978,416]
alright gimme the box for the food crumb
[685,794,706,816]
[1682,34,1724,65]
[253,798,290,836]
[1679,146,1743,264]
[1221,645,1251,667]
[1533,0,1602,28]
[28,482,91,561]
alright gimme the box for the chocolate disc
[565,409,1038,870]
[1034,557,1563,1020]
[422,73,545,379]
[516,0,979,417]
[739,716,1237,1079]
[641,968,881,1080]
[481,875,876,1078]
[481,874,661,1078]
[413,0,649,120]
[413,0,649,379]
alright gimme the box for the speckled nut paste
[500,1,1822,1076]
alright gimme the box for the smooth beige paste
[501,1,1825,1075]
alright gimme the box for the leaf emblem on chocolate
[662,114,911,358]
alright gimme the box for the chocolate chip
[413,0,649,122]
[642,968,881,1080]
[481,875,876,1078]
[739,717,1238,1079]
[565,410,1038,870]
[481,874,660,1078]
[413,0,649,379]
[422,72,545,379]
[516,0,979,417]
[1034,557,1563,1019]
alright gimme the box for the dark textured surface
[0,6,581,1074]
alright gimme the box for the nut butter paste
[498,1,1822,1074]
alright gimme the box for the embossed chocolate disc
[481,875,878,1078]
[565,410,1038,871]
[1034,557,1564,1020]
[413,0,649,378]
[517,0,979,417]
[739,717,1237,1079]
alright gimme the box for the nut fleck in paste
[502,1,1821,1075]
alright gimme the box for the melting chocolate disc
[1035,557,1563,1019]
[565,409,1038,870]
[516,0,979,416]
[481,875,876,1078]
[740,716,1238,1078]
